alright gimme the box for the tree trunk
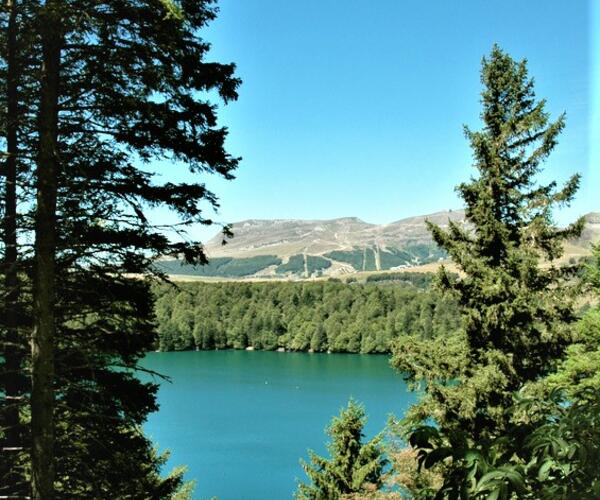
[32,2,61,498]
[1,0,27,495]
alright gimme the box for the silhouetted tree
[1,0,240,496]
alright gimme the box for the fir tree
[0,0,30,494]
[296,399,388,499]
[392,45,583,439]
[0,0,239,496]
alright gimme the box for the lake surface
[142,350,416,500]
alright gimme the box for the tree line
[157,255,283,278]
[156,244,447,279]
[154,279,461,353]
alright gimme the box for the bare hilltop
[157,210,600,280]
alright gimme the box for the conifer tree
[296,399,388,499]
[0,0,29,494]
[542,244,600,398]
[1,0,240,496]
[392,45,583,439]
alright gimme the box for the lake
[142,350,416,500]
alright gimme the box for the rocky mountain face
[577,212,600,246]
[158,209,599,279]
[203,210,467,259]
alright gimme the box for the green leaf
[537,459,555,481]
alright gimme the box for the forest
[155,243,446,278]
[157,255,283,278]
[153,279,461,353]
[324,244,446,272]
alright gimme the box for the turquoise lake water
[142,350,416,500]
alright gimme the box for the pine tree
[1,0,240,496]
[392,45,583,439]
[0,0,30,494]
[296,399,388,499]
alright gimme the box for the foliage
[584,243,600,291]
[307,255,333,274]
[157,246,444,278]
[158,255,282,277]
[323,249,367,271]
[276,254,306,274]
[364,248,377,271]
[390,46,587,499]
[384,445,443,499]
[378,248,415,270]
[392,45,583,437]
[404,244,446,264]
[323,248,379,271]
[408,389,600,499]
[276,254,332,276]
[1,0,237,495]
[540,245,600,399]
[365,272,435,288]
[540,309,600,399]
[154,281,461,353]
[536,244,600,397]
[296,399,388,499]
[324,245,444,272]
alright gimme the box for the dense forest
[275,254,332,276]
[155,242,446,278]
[324,244,446,272]
[157,255,283,278]
[154,278,461,353]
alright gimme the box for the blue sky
[155,0,596,241]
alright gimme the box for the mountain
[203,210,467,258]
[157,210,599,279]
[576,212,600,246]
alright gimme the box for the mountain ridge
[204,209,467,259]
[157,209,599,279]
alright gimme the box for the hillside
[575,212,600,248]
[203,210,467,258]
[157,209,600,279]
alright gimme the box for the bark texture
[32,1,61,498]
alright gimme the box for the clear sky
[154,0,596,241]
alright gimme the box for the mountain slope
[158,210,599,279]
[203,210,466,258]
